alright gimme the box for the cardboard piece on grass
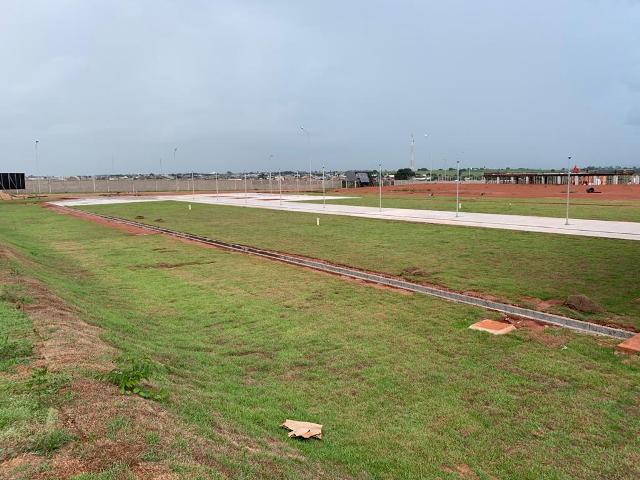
[282,419,323,440]
[616,333,640,354]
[469,319,515,335]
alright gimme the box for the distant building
[344,171,374,187]
[483,169,639,185]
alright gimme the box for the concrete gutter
[55,205,636,340]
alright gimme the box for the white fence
[22,178,342,194]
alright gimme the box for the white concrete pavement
[52,193,640,241]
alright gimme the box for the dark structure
[344,171,374,187]
[483,169,639,185]
[0,173,26,190]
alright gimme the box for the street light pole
[379,163,383,212]
[174,147,178,191]
[300,126,311,188]
[34,140,41,194]
[456,159,460,217]
[269,154,274,194]
[424,133,431,181]
[565,156,572,225]
[322,165,326,209]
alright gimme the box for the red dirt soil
[336,183,640,200]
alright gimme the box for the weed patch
[103,356,164,400]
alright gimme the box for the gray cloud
[1,0,640,175]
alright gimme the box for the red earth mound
[336,183,640,200]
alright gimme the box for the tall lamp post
[322,165,326,209]
[34,140,41,194]
[565,156,572,225]
[300,126,311,187]
[424,133,431,181]
[269,154,274,194]
[456,159,460,217]
[174,147,179,191]
[378,163,383,212]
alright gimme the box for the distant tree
[395,168,415,180]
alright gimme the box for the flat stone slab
[616,333,640,354]
[469,319,516,335]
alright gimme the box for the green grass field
[1,202,639,479]
[308,193,640,222]
[79,201,640,330]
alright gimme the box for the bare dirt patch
[336,183,640,200]
[129,260,217,270]
[43,204,156,236]
[564,294,605,314]
[520,296,563,312]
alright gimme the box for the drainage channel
[65,206,634,340]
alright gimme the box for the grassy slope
[0,202,639,479]
[0,269,73,467]
[307,193,640,222]
[80,201,640,329]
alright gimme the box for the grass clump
[28,428,74,455]
[0,297,33,372]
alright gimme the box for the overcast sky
[1,0,640,175]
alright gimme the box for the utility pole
[322,165,326,209]
[379,163,383,212]
[34,140,41,194]
[410,133,415,170]
[301,126,311,187]
[456,160,460,217]
[565,156,572,225]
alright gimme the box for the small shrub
[103,356,163,400]
[0,284,33,310]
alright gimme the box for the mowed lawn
[307,192,640,222]
[0,202,639,479]
[80,201,640,329]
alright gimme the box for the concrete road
[53,193,640,241]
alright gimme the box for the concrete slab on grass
[616,333,640,354]
[469,319,516,335]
